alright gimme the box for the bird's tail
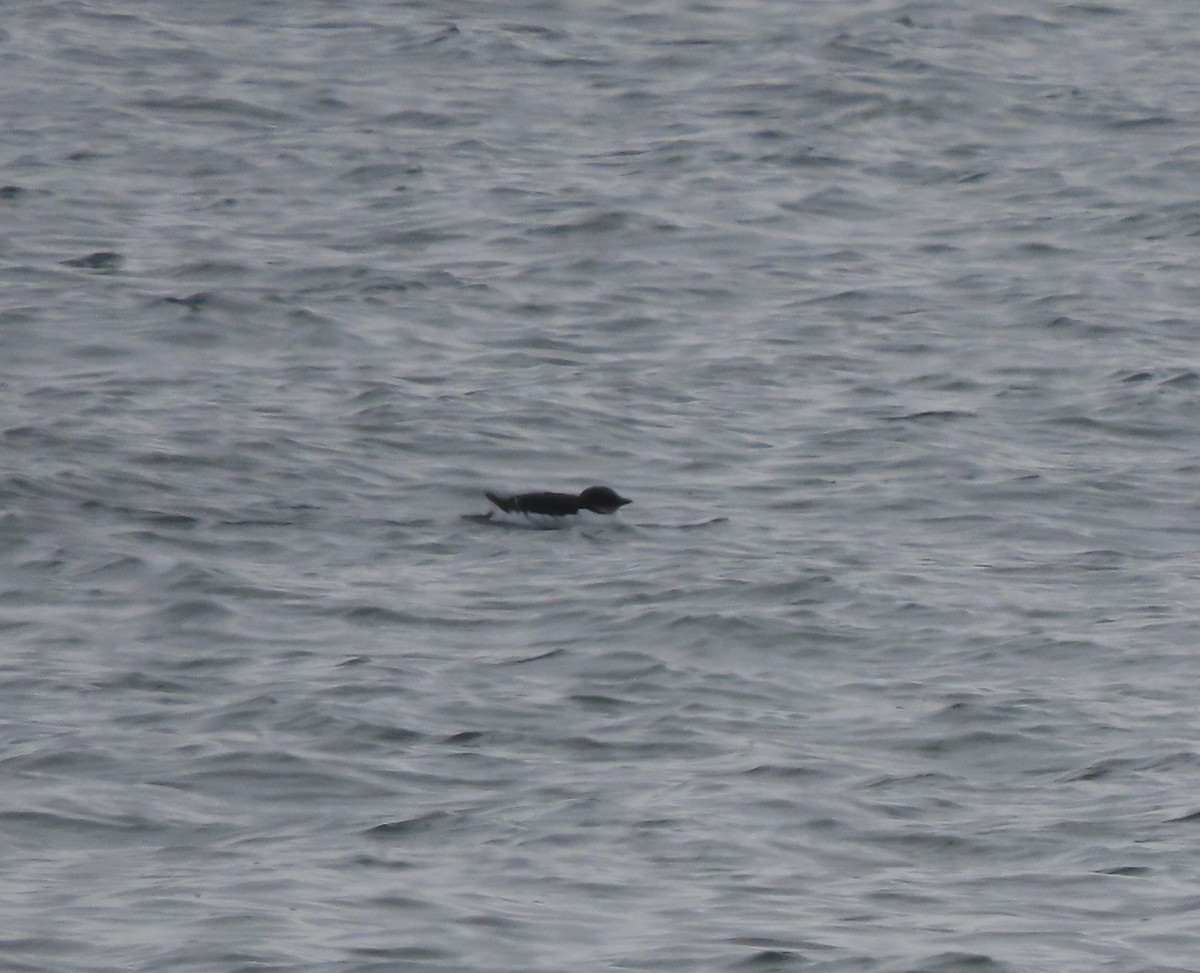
[485,491,515,513]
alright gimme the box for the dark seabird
[484,485,631,518]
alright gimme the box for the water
[3,1,1200,970]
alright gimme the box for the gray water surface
[3,2,1200,971]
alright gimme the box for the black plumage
[485,485,631,517]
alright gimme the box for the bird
[483,485,631,519]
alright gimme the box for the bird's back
[485,491,581,516]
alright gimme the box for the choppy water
[4,2,1200,971]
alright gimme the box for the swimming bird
[484,485,631,518]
